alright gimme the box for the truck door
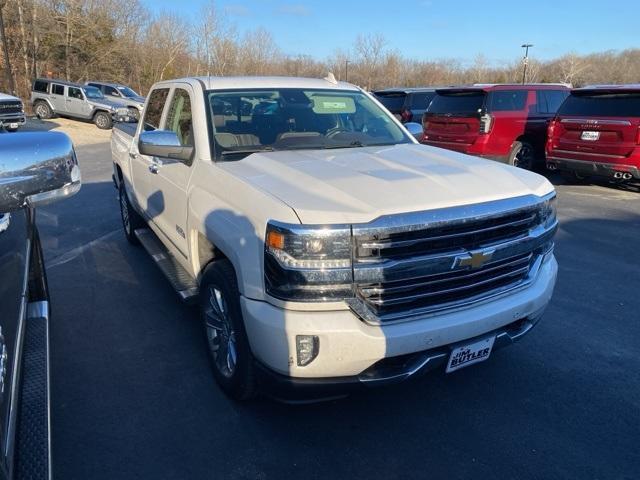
[129,87,170,222]
[0,210,29,478]
[148,86,194,257]
[66,86,91,118]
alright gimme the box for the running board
[16,301,51,480]
[134,228,199,302]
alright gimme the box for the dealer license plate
[446,336,496,373]
[581,131,600,141]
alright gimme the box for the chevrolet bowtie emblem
[454,249,495,270]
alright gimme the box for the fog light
[296,335,319,367]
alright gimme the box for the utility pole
[521,43,533,85]
[345,60,349,82]
[0,0,16,94]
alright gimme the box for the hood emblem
[453,248,495,270]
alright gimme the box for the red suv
[422,84,569,169]
[546,85,640,183]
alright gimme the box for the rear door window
[536,90,569,114]
[33,80,48,93]
[51,84,64,96]
[374,92,407,113]
[143,88,170,131]
[558,93,640,117]
[408,92,435,109]
[487,90,528,112]
[428,92,486,115]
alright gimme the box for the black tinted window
[143,88,170,131]
[51,84,64,95]
[428,92,485,115]
[165,89,193,147]
[488,90,528,112]
[33,80,48,93]
[374,92,407,113]
[105,86,119,96]
[408,92,435,109]
[536,90,569,114]
[558,93,640,117]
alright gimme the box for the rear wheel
[508,141,536,170]
[561,170,588,184]
[118,183,144,244]
[34,101,53,120]
[94,111,112,129]
[201,260,256,401]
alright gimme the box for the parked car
[30,78,122,129]
[546,85,640,183]
[0,93,26,132]
[372,88,437,123]
[85,81,146,120]
[0,131,80,479]
[421,84,570,170]
[112,76,558,402]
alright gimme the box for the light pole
[521,44,533,85]
[345,60,350,82]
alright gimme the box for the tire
[560,170,588,184]
[201,260,256,401]
[118,183,145,245]
[34,101,53,120]
[94,111,112,130]
[508,141,536,171]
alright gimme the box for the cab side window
[143,88,170,132]
[164,89,193,147]
[104,86,119,97]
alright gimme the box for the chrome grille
[349,194,556,324]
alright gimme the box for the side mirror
[404,122,424,141]
[139,130,193,163]
[0,132,81,212]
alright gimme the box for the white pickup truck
[111,76,558,401]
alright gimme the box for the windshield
[558,93,640,117]
[84,86,104,99]
[427,91,486,116]
[117,86,139,98]
[206,88,412,159]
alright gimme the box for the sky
[142,0,639,65]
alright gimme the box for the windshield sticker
[311,96,356,114]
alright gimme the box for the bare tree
[0,0,16,93]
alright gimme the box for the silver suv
[86,81,146,120]
[31,78,121,129]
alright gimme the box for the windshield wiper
[220,147,274,157]
[321,141,365,150]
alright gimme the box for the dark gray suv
[373,87,437,123]
[30,78,121,129]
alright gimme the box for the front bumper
[0,114,26,128]
[242,254,557,389]
[547,156,640,180]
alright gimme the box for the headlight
[264,222,353,301]
[539,193,557,229]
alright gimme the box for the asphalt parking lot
[29,120,640,479]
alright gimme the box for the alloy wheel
[205,286,237,378]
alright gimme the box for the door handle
[148,163,159,174]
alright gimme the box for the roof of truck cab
[154,76,361,91]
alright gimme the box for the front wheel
[201,260,256,401]
[34,101,53,120]
[508,141,536,170]
[94,111,112,129]
[119,183,144,244]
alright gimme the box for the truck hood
[0,93,21,102]
[219,143,554,224]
